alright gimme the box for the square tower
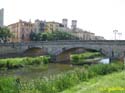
[0,8,4,27]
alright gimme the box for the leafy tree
[0,27,12,43]
[30,30,79,41]
[29,32,38,41]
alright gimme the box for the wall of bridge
[0,40,125,61]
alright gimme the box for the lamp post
[113,30,118,40]
[118,33,122,40]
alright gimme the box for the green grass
[61,71,125,93]
[18,63,123,93]
[0,62,124,93]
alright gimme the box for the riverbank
[61,71,125,93]
[0,61,123,93]
[0,56,49,70]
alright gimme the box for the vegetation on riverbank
[0,61,123,93]
[71,52,103,64]
[0,56,50,70]
[61,71,125,93]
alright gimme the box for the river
[0,58,109,81]
[0,63,75,81]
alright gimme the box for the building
[71,28,94,40]
[8,20,34,42]
[71,20,77,30]
[7,18,105,42]
[62,18,68,28]
[34,20,46,33]
[45,21,64,32]
[0,8,4,27]
[95,36,105,40]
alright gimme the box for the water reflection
[0,58,110,81]
[0,63,75,81]
[99,58,110,64]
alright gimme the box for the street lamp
[113,30,118,40]
[118,33,122,40]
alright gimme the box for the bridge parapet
[0,40,125,59]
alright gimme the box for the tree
[29,30,79,41]
[30,32,38,41]
[0,27,12,43]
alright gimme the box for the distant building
[34,20,46,33]
[71,20,77,30]
[71,28,95,40]
[71,28,105,40]
[7,18,105,42]
[8,20,34,42]
[62,18,68,28]
[0,8,4,27]
[45,21,64,32]
[95,36,105,40]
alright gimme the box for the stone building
[7,18,105,42]
[34,20,46,33]
[8,20,34,42]
[45,21,65,32]
[62,18,68,28]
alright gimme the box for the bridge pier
[51,53,71,62]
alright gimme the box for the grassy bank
[0,56,50,70]
[0,62,123,93]
[61,71,125,93]
[71,52,103,64]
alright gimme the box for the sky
[0,0,125,40]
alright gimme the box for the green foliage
[30,31,79,41]
[62,71,125,93]
[19,63,123,93]
[88,63,124,77]
[71,55,79,63]
[0,56,49,69]
[0,27,12,43]
[0,62,123,93]
[71,52,103,64]
[0,77,18,93]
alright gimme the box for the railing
[1,40,125,45]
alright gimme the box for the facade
[71,20,77,30]
[45,21,64,32]
[71,28,95,40]
[71,28,105,40]
[95,36,105,40]
[7,18,105,42]
[8,20,34,42]
[0,8,4,27]
[34,20,46,33]
[62,18,68,28]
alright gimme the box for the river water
[0,63,75,81]
[0,58,110,81]
[99,58,110,64]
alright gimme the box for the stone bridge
[0,40,125,62]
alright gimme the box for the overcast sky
[0,0,125,40]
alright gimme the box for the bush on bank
[1,62,122,93]
[71,52,103,64]
[0,56,50,69]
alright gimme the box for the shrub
[0,77,18,93]
[71,55,79,63]
[43,57,49,64]
[0,56,50,70]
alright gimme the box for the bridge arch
[23,47,47,56]
[53,47,102,62]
